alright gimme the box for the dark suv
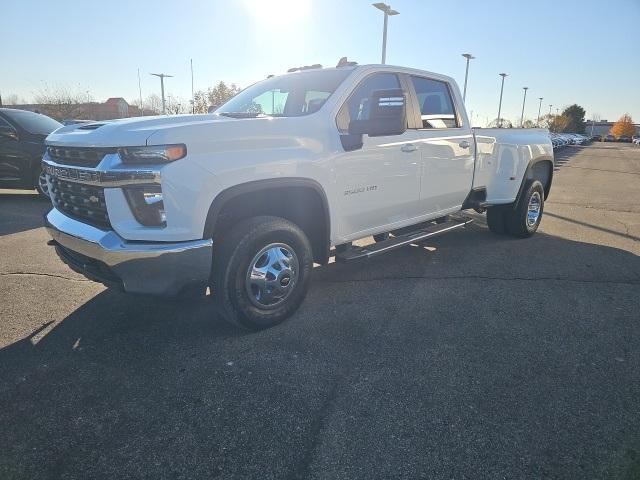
[0,108,62,198]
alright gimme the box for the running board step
[335,217,473,262]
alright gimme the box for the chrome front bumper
[45,208,213,296]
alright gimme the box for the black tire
[211,216,313,330]
[34,166,50,199]
[505,180,545,238]
[486,206,508,234]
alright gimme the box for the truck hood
[45,114,238,148]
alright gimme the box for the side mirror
[207,105,219,114]
[348,88,407,137]
[0,126,18,141]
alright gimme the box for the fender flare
[513,155,554,208]
[202,177,332,258]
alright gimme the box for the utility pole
[190,59,195,114]
[461,53,475,104]
[497,73,507,128]
[138,69,144,116]
[372,3,399,64]
[150,73,173,115]
[548,104,553,117]
[520,87,529,127]
[536,97,543,126]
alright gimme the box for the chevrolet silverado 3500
[43,62,554,329]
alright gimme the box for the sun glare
[241,0,311,31]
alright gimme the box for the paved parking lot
[1,143,639,479]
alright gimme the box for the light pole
[150,72,173,115]
[520,87,529,127]
[548,104,553,117]
[372,3,399,64]
[497,73,507,128]
[138,69,143,116]
[536,97,543,126]
[190,59,195,114]
[461,53,475,104]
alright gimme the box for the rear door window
[410,76,458,129]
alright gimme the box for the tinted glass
[337,73,400,131]
[410,76,458,129]
[218,69,352,117]
[0,115,14,129]
[4,109,62,135]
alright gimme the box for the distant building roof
[105,97,127,105]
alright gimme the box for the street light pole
[548,104,553,117]
[150,73,173,115]
[138,68,144,116]
[461,53,475,103]
[497,73,507,128]
[191,59,195,114]
[373,3,399,64]
[536,97,543,126]
[520,87,529,127]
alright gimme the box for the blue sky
[2,0,639,126]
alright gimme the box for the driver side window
[336,73,400,133]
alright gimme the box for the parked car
[617,135,631,142]
[568,134,582,145]
[605,134,616,142]
[0,108,62,198]
[633,138,640,146]
[42,61,554,330]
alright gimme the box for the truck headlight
[118,144,186,164]
[124,187,166,226]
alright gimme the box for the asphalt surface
[1,143,639,479]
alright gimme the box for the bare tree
[4,93,23,105]
[193,81,242,113]
[33,85,91,120]
[143,94,162,114]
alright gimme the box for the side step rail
[335,216,473,262]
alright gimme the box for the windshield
[4,109,62,135]
[217,69,352,118]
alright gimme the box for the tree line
[0,81,243,120]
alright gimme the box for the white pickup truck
[43,61,554,329]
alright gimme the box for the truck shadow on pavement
[1,220,639,479]
[0,192,50,236]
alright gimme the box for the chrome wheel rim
[245,243,299,309]
[38,170,50,197]
[526,191,541,227]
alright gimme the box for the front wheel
[211,216,313,330]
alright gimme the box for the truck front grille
[47,146,115,168]
[49,176,110,229]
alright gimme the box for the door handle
[459,140,470,149]
[401,143,417,153]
